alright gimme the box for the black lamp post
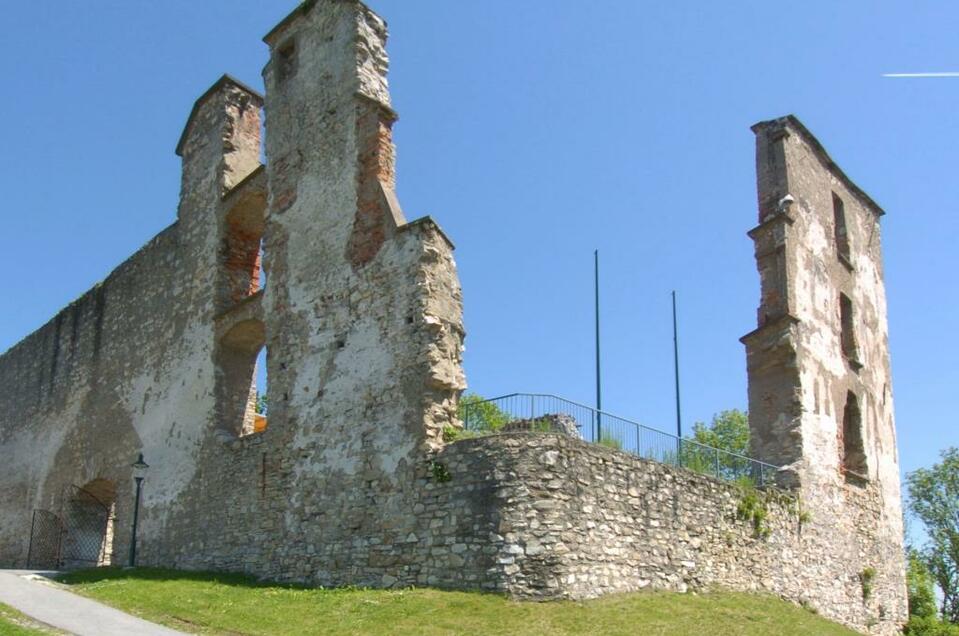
[128,453,149,568]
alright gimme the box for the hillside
[56,568,861,636]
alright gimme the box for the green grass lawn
[0,603,60,635]
[57,568,860,636]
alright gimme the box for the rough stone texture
[502,414,581,438]
[0,4,905,636]
[742,116,907,634]
[418,433,903,634]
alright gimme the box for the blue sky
[1,1,956,507]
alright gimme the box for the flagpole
[672,290,682,462]
[594,250,602,441]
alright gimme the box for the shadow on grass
[56,567,310,590]
[54,567,508,598]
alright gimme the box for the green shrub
[429,461,451,483]
[736,480,771,539]
[680,443,715,476]
[530,417,554,433]
[456,394,512,432]
[859,567,876,601]
[904,616,959,636]
[442,426,480,443]
[597,432,623,450]
[908,550,938,619]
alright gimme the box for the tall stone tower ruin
[743,115,907,627]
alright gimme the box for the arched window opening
[276,38,298,83]
[840,391,867,483]
[257,237,267,292]
[259,114,267,165]
[839,293,860,367]
[254,346,268,433]
[221,197,266,308]
[215,319,268,437]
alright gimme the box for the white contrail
[883,72,959,78]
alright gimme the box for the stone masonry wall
[131,425,903,636]
[130,0,466,580]
[415,433,904,635]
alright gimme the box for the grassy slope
[0,603,60,635]
[56,568,860,636]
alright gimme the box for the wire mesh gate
[60,486,113,568]
[25,509,63,569]
[26,485,115,569]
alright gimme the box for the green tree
[905,616,959,636]
[681,409,751,480]
[690,410,750,455]
[907,447,959,624]
[456,394,512,432]
[256,393,268,416]
[908,548,939,619]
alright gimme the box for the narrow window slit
[840,391,867,483]
[833,193,851,265]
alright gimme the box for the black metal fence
[460,393,779,486]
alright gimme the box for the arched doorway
[61,479,116,569]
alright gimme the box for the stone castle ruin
[0,1,906,633]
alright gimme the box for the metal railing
[460,393,780,487]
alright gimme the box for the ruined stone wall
[410,433,903,635]
[0,0,465,578]
[743,116,907,633]
[143,216,463,579]
[0,224,193,565]
[0,74,265,567]
[133,422,903,635]
[125,0,467,580]
[175,0,465,579]
[0,4,907,635]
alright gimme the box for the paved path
[0,570,187,635]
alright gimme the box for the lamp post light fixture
[128,453,149,568]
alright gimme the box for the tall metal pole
[594,250,602,441]
[672,290,682,464]
[128,477,143,567]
